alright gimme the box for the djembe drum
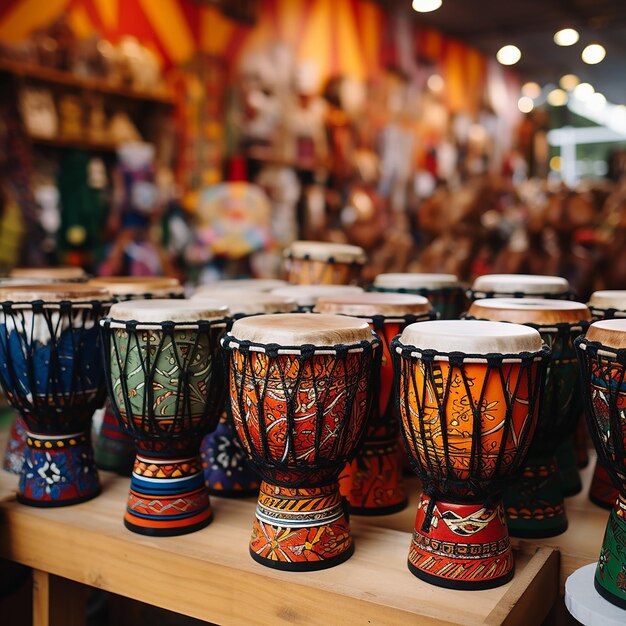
[9,267,88,281]
[88,277,185,475]
[392,320,548,589]
[191,291,298,497]
[0,284,112,506]
[222,313,380,570]
[100,300,228,536]
[270,284,364,312]
[576,319,626,609]
[586,291,626,509]
[314,293,435,514]
[467,298,591,537]
[371,273,465,320]
[468,274,583,496]
[284,241,366,285]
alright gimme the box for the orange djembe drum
[284,241,366,285]
[314,292,435,515]
[222,313,379,571]
[392,320,549,589]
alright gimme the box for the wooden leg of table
[33,570,86,626]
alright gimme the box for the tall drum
[0,284,112,505]
[100,300,228,536]
[284,241,366,285]
[371,273,465,320]
[191,291,298,497]
[222,314,379,570]
[576,320,626,609]
[467,298,591,537]
[88,277,185,475]
[314,293,435,514]
[393,320,548,589]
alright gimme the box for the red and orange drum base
[408,494,514,590]
[125,454,212,536]
[250,481,353,571]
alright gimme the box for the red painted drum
[222,313,379,571]
[392,320,548,590]
[315,293,435,515]
[284,241,366,285]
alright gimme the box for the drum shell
[286,255,362,286]
[371,285,465,320]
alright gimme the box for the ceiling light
[588,92,607,110]
[553,28,579,46]
[573,82,594,100]
[518,96,534,113]
[521,82,541,99]
[582,44,606,64]
[559,74,580,91]
[549,156,561,171]
[427,74,444,93]
[496,45,521,66]
[412,0,442,12]
[547,88,568,106]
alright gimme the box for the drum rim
[101,316,229,331]
[373,272,460,289]
[270,285,364,307]
[285,240,366,263]
[588,290,626,309]
[471,273,570,293]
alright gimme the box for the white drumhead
[10,267,87,280]
[229,313,374,347]
[314,292,431,316]
[469,298,590,325]
[286,241,366,264]
[471,274,570,295]
[588,290,626,311]
[89,276,184,297]
[0,283,110,302]
[398,320,542,354]
[109,299,228,323]
[586,319,626,349]
[191,291,298,315]
[195,278,287,294]
[270,285,364,307]
[373,273,459,289]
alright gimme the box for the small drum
[314,293,435,515]
[586,291,626,509]
[576,320,626,609]
[284,241,366,285]
[10,267,88,281]
[468,274,573,301]
[194,278,287,295]
[371,273,465,320]
[192,291,298,497]
[88,277,185,476]
[100,300,228,536]
[0,284,112,506]
[223,313,380,571]
[270,284,364,312]
[467,298,591,537]
[393,320,548,589]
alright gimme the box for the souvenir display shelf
[0,446,557,625]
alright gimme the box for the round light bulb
[582,44,606,65]
[559,74,580,91]
[427,74,445,93]
[553,28,579,46]
[547,88,568,107]
[496,45,521,66]
[549,156,561,171]
[521,81,541,99]
[588,92,606,110]
[412,0,442,12]
[573,82,595,101]
[518,96,534,113]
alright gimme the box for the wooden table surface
[0,466,558,626]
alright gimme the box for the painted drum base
[249,481,353,571]
[94,408,135,475]
[504,456,568,538]
[594,498,626,610]
[408,495,514,590]
[201,419,261,498]
[3,413,26,474]
[339,437,408,516]
[589,460,619,511]
[124,454,213,536]
[18,431,101,507]
[556,437,583,497]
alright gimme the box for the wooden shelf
[0,58,174,106]
[0,464,558,626]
